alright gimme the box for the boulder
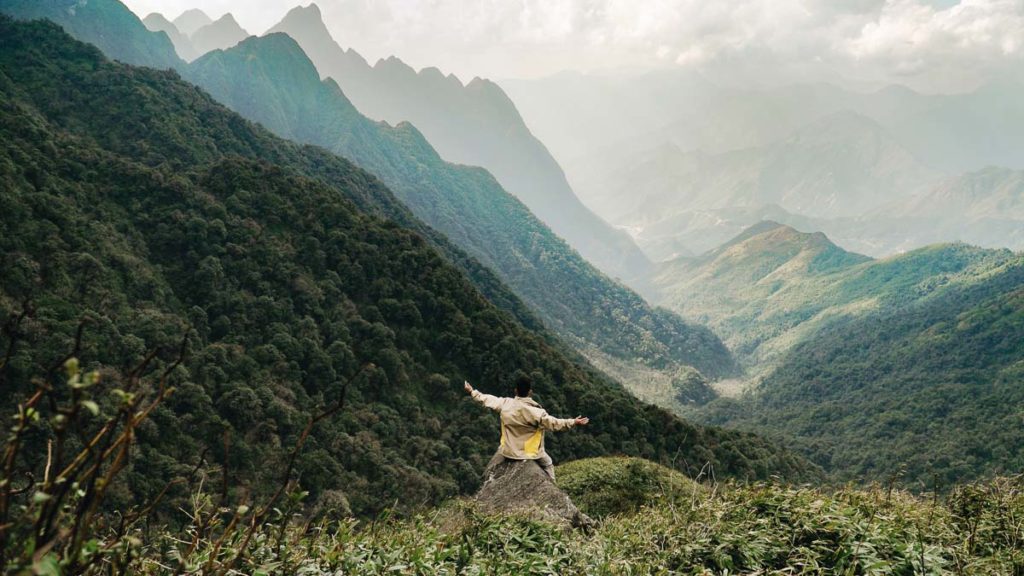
[474,458,593,530]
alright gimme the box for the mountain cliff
[142,12,197,61]
[189,12,249,55]
[266,3,652,284]
[0,0,181,69]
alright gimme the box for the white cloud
[122,0,1024,90]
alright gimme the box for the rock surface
[474,458,593,530]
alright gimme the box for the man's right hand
[574,416,590,426]
[464,381,473,394]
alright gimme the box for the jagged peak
[212,12,242,27]
[278,2,324,26]
[373,55,417,78]
[143,13,173,26]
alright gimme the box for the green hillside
[0,17,815,523]
[0,0,182,69]
[181,32,738,387]
[1,0,740,394]
[655,223,1024,486]
[700,253,1024,486]
[655,222,1012,370]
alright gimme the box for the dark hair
[514,374,532,398]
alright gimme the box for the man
[464,374,589,482]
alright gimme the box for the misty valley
[0,0,1022,573]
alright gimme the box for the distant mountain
[182,32,739,391]
[697,244,1024,487]
[171,7,211,36]
[571,111,937,260]
[653,222,873,367]
[142,12,197,61]
[189,12,249,55]
[0,0,181,69]
[0,16,817,518]
[266,4,652,284]
[651,220,1024,485]
[506,71,1024,259]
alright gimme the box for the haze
[122,0,1024,91]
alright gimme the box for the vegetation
[0,0,182,70]
[662,223,1024,487]
[0,15,815,530]
[6,437,1023,574]
[180,28,740,385]
[700,252,1024,487]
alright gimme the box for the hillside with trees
[0,0,740,400]
[0,17,816,524]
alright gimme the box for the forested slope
[182,33,738,385]
[0,17,817,519]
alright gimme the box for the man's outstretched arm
[464,381,505,411]
[539,412,590,431]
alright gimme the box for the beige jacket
[471,390,575,460]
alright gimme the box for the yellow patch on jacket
[524,429,543,457]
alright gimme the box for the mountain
[266,4,652,284]
[142,12,197,61]
[180,33,739,388]
[505,71,1024,259]
[568,111,938,260]
[189,12,249,55]
[650,220,1024,485]
[171,7,211,36]
[699,247,1024,487]
[0,0,741,405]
[0,0,181,69]
[0,16,816,520]
[654,222,875,367]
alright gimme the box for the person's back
[464,374,588,481]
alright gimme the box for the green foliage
[0,15,815,528]
[557,457,701,517]
[0,0,182,70]
[181,30,739,382]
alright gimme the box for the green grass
[17,457,1021,575]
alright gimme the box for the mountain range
[141,7,250,62]
[652,221,1024,486]
[0,15,818,521]
[503,71,1024,260]
[1,0,741,402]
[265,3,651,284]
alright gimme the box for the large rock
[474,458,593,530]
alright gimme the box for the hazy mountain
[142,12,197,61]
[571,112,937,260]
[171,7,211,36]
[182,32,738,393]
[0,0,181,69]
[0,17,816,520]
[506,71,1024,260]
[266,4,652,284]
[189,12,249,55]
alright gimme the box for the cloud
[124,0,1024,90]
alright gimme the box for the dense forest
[0,0,742,399]
[657,224,1024,487]
[0,17,817,523]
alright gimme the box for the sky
[121,0,1024,92]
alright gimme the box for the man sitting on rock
[464,374,589,481]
